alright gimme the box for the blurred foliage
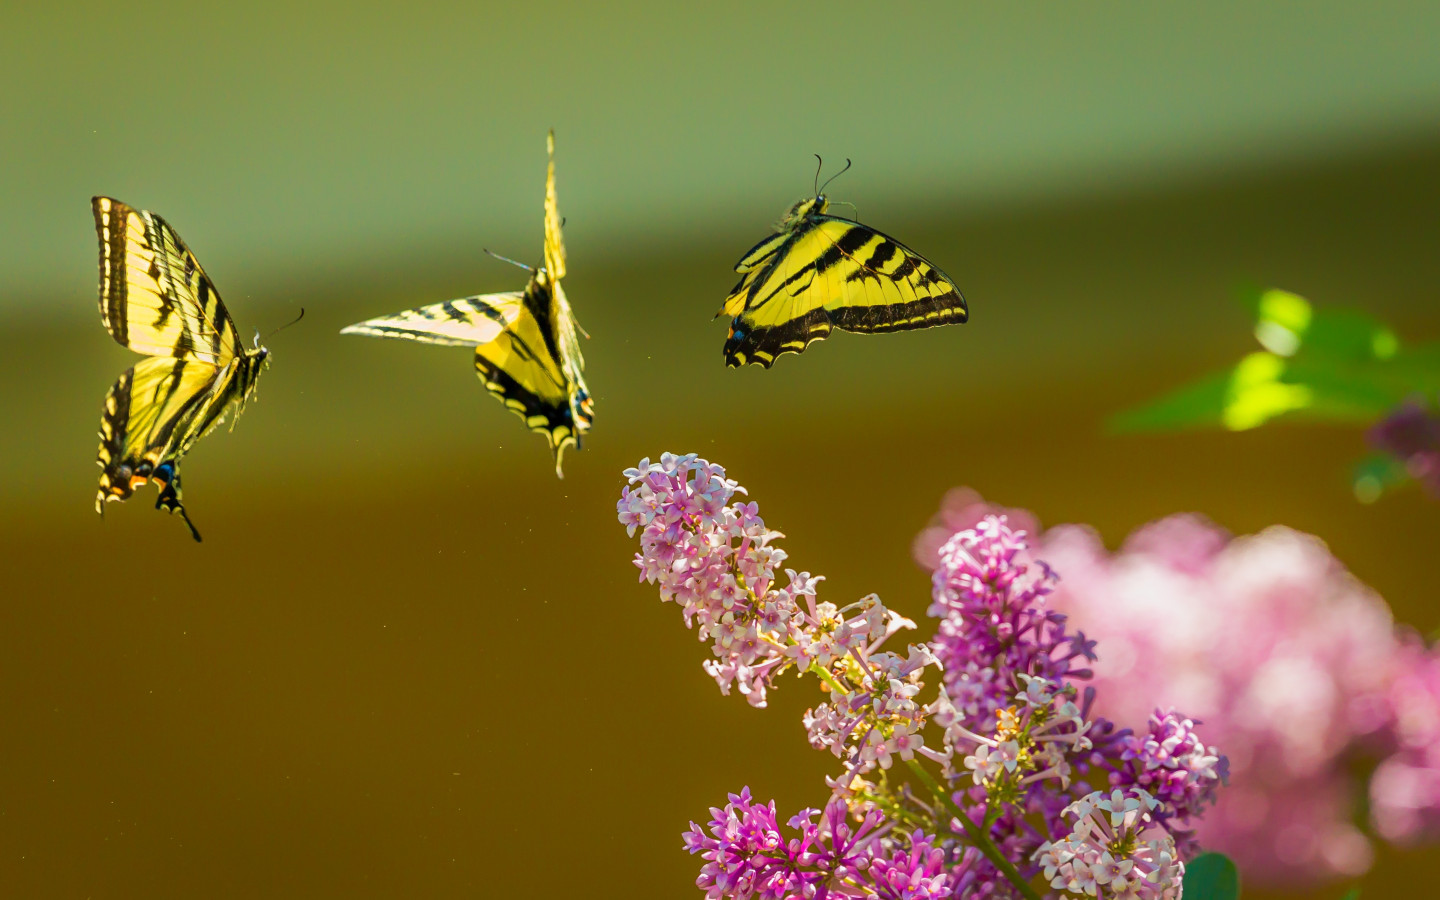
[1184,853,1241,900]
[1112,288,1440,501]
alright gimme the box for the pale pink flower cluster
[1034,789,1184,900]
[802,642,938,774]
[621,453,924,712]
[925,673,1094,791]
[915,488,1440,884]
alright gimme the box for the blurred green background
[2,2,1439,897]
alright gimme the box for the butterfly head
[251,307,303,366]
[784,156,851,229]
[252,330,271,360]
[782,195,829,230]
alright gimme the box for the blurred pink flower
[914,490,1440,885]
[1372,638,1440,843]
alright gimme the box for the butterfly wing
[95,356,234,541]
[340,293,526,346]
[543,130,566,281]
[92,196,241,366]
[720,215,967,368]
[341,285,591,476]
[473,275,592,477]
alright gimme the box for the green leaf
[1112,287,1440,434]
[1301,308,1399,362]
[1111,352,1320,433]
[1339,888,1361,900]
[1276,357,1407,421]
[1182,852,1240,900]
[1110,370,1233,433]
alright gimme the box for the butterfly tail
[153,463,203,542]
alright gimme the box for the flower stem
[904,760,1043,900]
[810,663,848,695]
[802,665,1039,899]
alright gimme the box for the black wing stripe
[828,224,874,261]
[753,260,818,307]
[888,256,919,281]
[733,231,791,273]
[722,308,832,369]
[95,199,132,346]
[829,296,967,333]
[861,240,898,273]
[468,299,510,329]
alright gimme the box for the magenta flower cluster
[925,516,1094,739]
[915,487,1440,885]
[924,512,1224,871]
[621,455,1227,900]
[683,788,970,900]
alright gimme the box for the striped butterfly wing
[341,283,592,476]
[720,215,967,368]
[473,274,592,477]
[340,293,525,347]
[543,130,566,281]
[95,356,234,541]
[92,197,241,366]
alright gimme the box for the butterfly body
[340,131,591,476]
[91,196,270,541]
[719,188,968,368]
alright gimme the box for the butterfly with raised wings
[91,197,278,542]
[341,130,592,477]
[717,158,968,368]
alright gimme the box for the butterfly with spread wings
[717,159,968,368]
[92,196,273,541]
[341,130,592,477]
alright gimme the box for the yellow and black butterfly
[717,158,968,368]
[341,130,592,477]
[92,196,275,542]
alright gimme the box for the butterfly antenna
[817,158,852,196]
[484,249,536,272]
[263,307,307,342]
[813,154,824,196]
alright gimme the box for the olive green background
[2,3,1439,897]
